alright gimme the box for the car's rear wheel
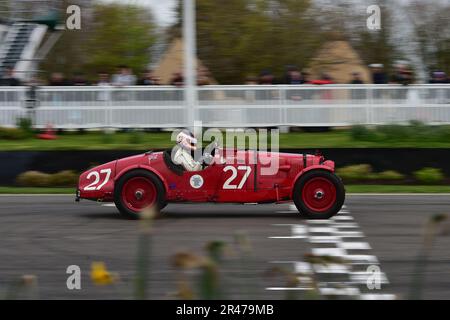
[114,169,165,219]
[293,170,345,219]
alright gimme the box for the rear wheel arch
[115,165,168,193]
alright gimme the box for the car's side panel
[78,160,116,201]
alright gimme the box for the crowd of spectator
[0,63,448,87]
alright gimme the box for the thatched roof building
[307,40,371,84]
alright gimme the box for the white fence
[0,84,449,128]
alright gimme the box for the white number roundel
[190,174,204,189]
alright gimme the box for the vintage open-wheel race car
[76,147,345,219]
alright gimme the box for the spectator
[0,67,21,86]
[112,65,137,86]
[49,72,70,86]
[287,70,304,85]
[310,73,333,85]
[349,72,366,100]
[197,67,212,86]
[137,69,158,85]
[170,72,184,86]
[96,72,111,102]
[96,72,111,86]
[71,72,90,86]
[429,71,448,84]
[258,70,275,85]
[245,75,258,85]
[390,62,413,86]
[301,71,311,84]
[349,72,364,84]
[369,64,387,84]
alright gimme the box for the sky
[100,0,177,26]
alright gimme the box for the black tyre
[293,170,345,219]
[114,169,166,219]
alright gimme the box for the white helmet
[176,129,197,151]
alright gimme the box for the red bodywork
[77,149,335,204]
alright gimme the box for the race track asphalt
[0,195,449,300]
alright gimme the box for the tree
[40,1,157,81]
[172,0,324,84]
[407,0,450,76]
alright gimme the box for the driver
[172,130,212,172]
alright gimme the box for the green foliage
[16,171,51,187]
[351,123,450,143]
[337,165,405,182]
[16,170,77,187]
[86,3,156,75]
[101,130,114,144]
[350,125,379,141]
[336,164,373,182]
[413,168,445,184]
[48,170,78,187]
[41,2,157,79]
[174,0,324,84]
[377,170,405,181]
[16,118,33,137]
[0,127,28,140]
[128,130,144,145]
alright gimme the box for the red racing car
[76,148,345,219]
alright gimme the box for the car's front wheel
[293,170,345,219]
[114,169,165,219]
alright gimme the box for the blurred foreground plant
[409,214,449,299]
[172,244,225,300]
[134,206,157,299]
[90,262,118,285]
[3,275,39,300]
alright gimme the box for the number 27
[223,165,251,189]
[84,169,111,190]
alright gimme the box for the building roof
[307,40,371,84]
[152,38,217,85]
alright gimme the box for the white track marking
[267,205,395,299]
[312,247,347,257]
[294,262,313,274]
[101,203,116,207]
[339,242,372,250]
[308,236,341,244]
[344,254,379,264]
[319,287,360,296]
[309,227,338,233]
[333,230,364,238]
[333,223,359,228]
[266,287,313,291]
[332,215,354,221]
[350,271,389,284]
[313,264,350,274]
[359,294,397,300]
[269,224,307,239]
[307,220,332,224]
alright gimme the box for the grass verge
[1,185,450,194]
[345,185,450,193]
[0,187,74,194]
[2,130,450,151]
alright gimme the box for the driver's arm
[178,150,202,171]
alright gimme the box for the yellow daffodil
[90,262,117,285]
